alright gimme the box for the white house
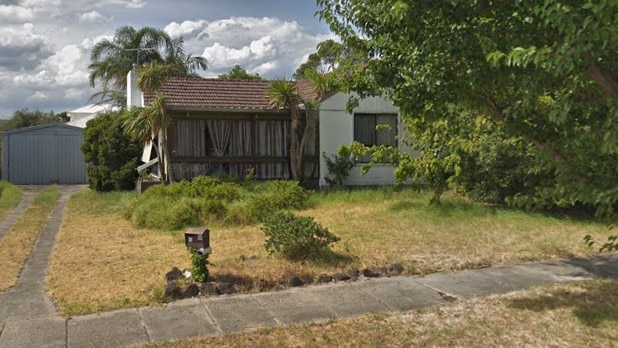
[318,92,410,188]
[66,103,118,128]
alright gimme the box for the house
[128,71,407,188]
[318,92,409,187]
[128,74,319,183]
[66,103,118,128]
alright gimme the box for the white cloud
[101,0,146,9]
[164,20,208,39]
[78,10,108,23]
[0,4,34,22]
[180,17,331,77]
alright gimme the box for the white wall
[319,92,410,188]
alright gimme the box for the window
[354,113,397,162]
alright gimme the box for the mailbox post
[184,228,211,256]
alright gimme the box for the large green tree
[122,62,176,183]
[89,26,207,103]
[318,0,618,219]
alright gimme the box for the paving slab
[524,260,596,281]
[563,255,618,278]
[202,294,278,333]
[0,290,56,322]
[478,264,559,292]
[355,277,445,311]
[0,316,66,348]
[68,308,149,348]
[253,287,337,324]
[306,281,390,318]
[140,298,219,343]
[416,269,505,299]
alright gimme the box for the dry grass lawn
[0,186,59,291]
[47,187,614,316]
[144,279,618,347]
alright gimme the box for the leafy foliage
[81,110,141,192]
[88,25,207,104]
[323,145,357,188]
[189,249,210,283]
[0,109,68,131]
[218,65,263,80]
[124,177,310,230]
[267,79,318,182]
[317,0,618,219]
[262,211,340,260]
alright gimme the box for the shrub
[262,211,340,260]
[189,249,210,283]
[323,145,356,188]
[246,181,309,221]
[81,110,141,192]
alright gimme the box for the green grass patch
[0,181,22,219]
[124,177,310,230]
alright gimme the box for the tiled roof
[143,77,320,111]
[143,77,273,110]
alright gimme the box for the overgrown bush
[81,110,141,192]
[323,145,356,188]
[124,177,310,230]
[262,211,340,260]
[245,181,309,222]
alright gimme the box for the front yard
[44,184,614,317]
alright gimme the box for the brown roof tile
[143,77,275,110]
[143,77,322,111]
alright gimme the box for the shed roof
[143,77,320,111]
[2,122,83,136]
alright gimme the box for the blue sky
[0,0,334,118]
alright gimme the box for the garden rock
[318,274,333,283]
[301,274,314,285]
[333,272,351,281]
[199,282,218,296]
[388,263,404,275]
[164,283,182,299]
[290,276,303,287]
[165,267,183,282]
[218,282,236,295]
[181,283,199,298]
[362,268,381,278]
[347,268,360,279]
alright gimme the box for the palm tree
[267,78,318,182]
[89,26,172,102]
[122,61,179,183]
[164,37,208,77]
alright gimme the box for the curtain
[206,119,231,156]
[256,120,290,179]
[173,119,207,157]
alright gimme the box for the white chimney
[127,66,142,107]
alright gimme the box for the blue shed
[2,123,88,185]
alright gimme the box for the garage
[2,123,88,185]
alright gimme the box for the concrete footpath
[0,186,617,347]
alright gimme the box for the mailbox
[184,228,210,249]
